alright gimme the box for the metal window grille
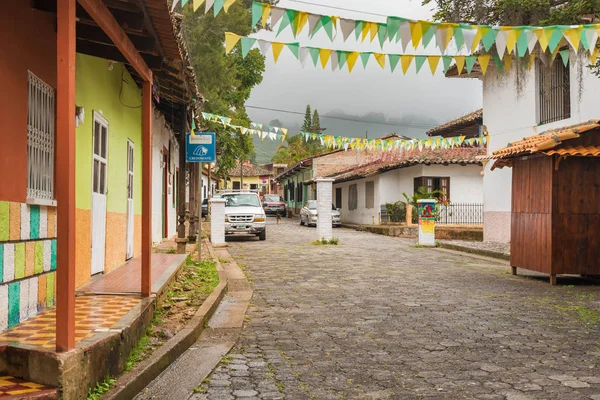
[436,203,483,225]
[27,71,55,201]
[538,58,571,125]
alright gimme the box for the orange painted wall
[75,209,92,288]
[0,1,57,202]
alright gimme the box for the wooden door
[91,112,108,275]
[126,140,134,260]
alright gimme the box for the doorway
[91,112,108,275]
[126,140,134,260]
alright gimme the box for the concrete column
[316,178,335,241]
[210,199,227,245]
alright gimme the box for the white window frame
[92,112,109,196]
[27,71,56,206]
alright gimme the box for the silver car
[300,200,342,227]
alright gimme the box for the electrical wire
[119,65,143,109]
[286,0,390,18]
[244,104,439,129]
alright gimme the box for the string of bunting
[170,0,237,16]
[201,111,489,151]
[251,1,600,60]
[225,33,578,75]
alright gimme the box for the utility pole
[365,130,368,139]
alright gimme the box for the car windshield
[307,202,317,210]
[222,194,261,207]
[263,195,282,202]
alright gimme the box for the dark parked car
[202,198,209,218]
[262,195,286,216]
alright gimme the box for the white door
[91,113,108,275]
[126,140,134,260]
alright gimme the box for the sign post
[417,199,437,247]
[186,132,216,261]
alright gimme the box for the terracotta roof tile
[426,109,483,137]
[228,163,273,177]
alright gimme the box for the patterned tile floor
[0,295,141,350]
[0,376,56,398]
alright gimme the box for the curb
[439,243,510,261]
[104,240,229,400]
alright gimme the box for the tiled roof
[328,147,486,183]
[228,163,273,177]
[426,109,483,137]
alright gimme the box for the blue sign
[186,132,216,163]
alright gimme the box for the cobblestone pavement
[439,240,510,257]
[192,218,600,400]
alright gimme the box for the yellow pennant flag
[370,22,379,43]
[410,21,424,49]
[504,27,517,54]
[332,16,339,30]
[454,55,466,75]
[361,22,371,42]
[401,55,414,74]
[478,54,491,75]
[297,12,309,33]
[347,52,360,72]
[472,26,489,52]
[563,27,582,51]
[374,53,386,69]
[319,49,332,69]
[591,48,600,65]
[261,4,271,28]
[503,54,512,73]
[428,55,441,75]
[541,28,554,52]
[533,28,548,52]
[193,0,206,12]
[224,0,236,12]
[526,53,536,71]
[225,32,241,54]
[272,42,285,63]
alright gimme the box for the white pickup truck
[221,191,267,241]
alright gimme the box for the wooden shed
[488,120,600,285]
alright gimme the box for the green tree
[182,1,273,178]
[311,109,321,133]
[301,105,312,132]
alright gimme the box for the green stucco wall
[75,54,142,214]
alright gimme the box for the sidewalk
[439,239,510,260]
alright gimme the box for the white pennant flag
[495,30,508,60]
[273,126,280,133]
[462,28,477,52]
[330,51,338,71]
[269,132,276,140]
[308,14,321,37]
[270,7,285,27]
[585,27,599,53]
[340,18,355,42]
[205,0,214,13]
[261,131,268,140]
[435,27,449,53]
[171,0,179,12]
[399,21,412,52]
[299,47,309,68]
[526,30,538,53]
[257,39,271,55]
[343,143,349,151]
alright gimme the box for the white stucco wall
[482,53,598,242]
[333,164,483,225]
[151,110,179,243]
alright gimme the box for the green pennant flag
[516,28,529,57]
[442,55,453,73]
[361,52,371,68]
[241,37,256,58]
[559,49,570,67]
[378,24,388,48]
[454,26,465,49]
[482,28,498,51]
[422,22,436,48]
[386,17,402,42]
[310,18,324,38]
[355,20,363,41]
[287,43,300,59]
[277,9,294,36]
[213,0,224,16]
[415,55,427,73]
[322,16,334,41]
[465,55,477,74]
[307,47,320,67]
[251,2,262,27]
[182,0,189,6]
[548,27,565,52]
[338,51,348,70]
[493,54,504,72]
[388,54,400,72]
[581,27,591,51]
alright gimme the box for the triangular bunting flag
[272,42,285,62]
[347,52,360,72]
[251,2,262,27]
[308,14,321,37]
[378,24,388,48]
[338,51,347,70]
[559,49,570,67]
[428,56,441,75]
[287,43,299,59]
[442,55,453,73]
[297,12,309,35]
[478,54,491,75]
[225,32,241,54]
[330,51,339,71]
[495,29,508,59]
[503,54,512,72]
[548,28,564,53]
[299,47,309,68]
[401,55,414,74]
[307,47,320,67]
[277,9,294,36]
[505,28,519,54]
[536,28,550,52]
[389,54,400,72]
[193,0,205,12]
[223,0,235,12]
[465,55,477,74]
[472,26,489,52]
[454,56,466,75]
[213,0,223,16]
[322,16,334,41]
[563,27,582,51]
[374,53,386,69]
[415,55,427,73]
[205,0,214,13]
[370,22,379,43]
[261,3,271,28]
[462,27,477,51]
[410,21,424,49]
[422,22,436,48]
[257,39,270,55]
[319,49,332,69]
[493,54,504,72]
[453,26,464,49]
[527,29,538,54]
[399,21,412,51]
[270,7,285,27]
[481,28,498,51]
[340,18,355,41]
[241,37,256,58]
[360,52,371,68]
[516,28,529,57]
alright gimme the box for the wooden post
[176,131,187,254]
[550,274,557,286]
[141,81,152,297]
[511,266,517,275]
[406,204,414,226]
[188,164,197,242]
[56,0,76,352]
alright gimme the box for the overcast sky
[245,0,483,138]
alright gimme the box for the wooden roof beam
[76,39,162,70]
[76,23,157,54]
[77,0,152,81]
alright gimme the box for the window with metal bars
[414,177,450,201]
[538,56,571,125]
[365,181,375,209]
[27,71,55,202]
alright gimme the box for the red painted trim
[55,0,76,352]
[163,146,169,238]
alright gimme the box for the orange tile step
[0,376,58,399]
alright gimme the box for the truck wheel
[259,229,266,241]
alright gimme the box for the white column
[316,178,334,241]
[210,198,227,245]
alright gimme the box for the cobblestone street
[194,218,600,400]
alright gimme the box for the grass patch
[87,376,116,400]
[412,244,425,248]
[311,237,339,246]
